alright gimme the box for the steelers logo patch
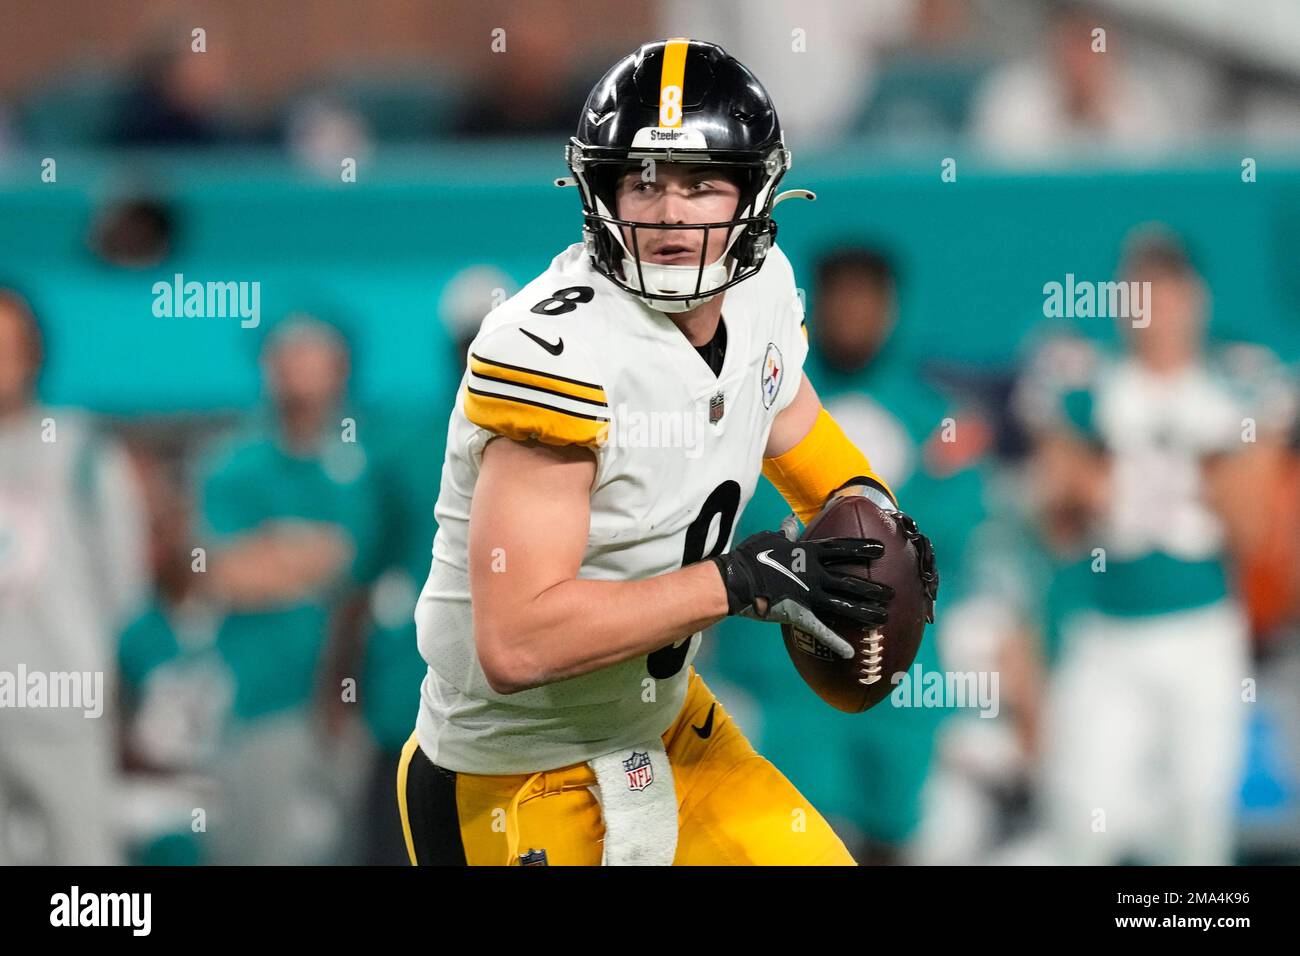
[761,342,783,409]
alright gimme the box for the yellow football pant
[397,668,856,865]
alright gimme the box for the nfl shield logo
[622,750,654,791]
[792,628,837,662]
[709,391,725,424]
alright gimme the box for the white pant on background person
[0,409,147,865]
[0,719,121,865]
[209,709,356,866]
[1041,599,1250,865]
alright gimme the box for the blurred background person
[1204,367,1300,653]
[1030,229,1295,865]
[451,0,590,137]
[116,451,228,865]
[915,331,1115,865]
[87,195,177,272]
[658,0,904,146]
[0,287,148,865]
[1224,398,1300,862]
[195,314,381,865]
[113,26,238,147]
[970,2,1180,162]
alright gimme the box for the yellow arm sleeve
[761,406,895,525]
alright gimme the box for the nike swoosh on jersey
[520,328,564,355]
[756,550,809,590]
[692,702,716,739]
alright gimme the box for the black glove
[895,510,939,623]
[823,481,940,625]
[712,522,893,659]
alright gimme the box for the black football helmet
[559,38,814,312]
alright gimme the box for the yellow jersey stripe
[465,387,609,447]
[659,38,689,128]
[469,353,606,405]
[473,370,608,408]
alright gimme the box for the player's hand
[824,482,939,624]
[711,522,893,659]
[896,511,939,623]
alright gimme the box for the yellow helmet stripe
[658,37,690,128]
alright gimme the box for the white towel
[587,738,679,866]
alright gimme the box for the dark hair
[1120,226,1198,279]
[814,246,898,291]
[90,197,176,268]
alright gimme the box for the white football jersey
[1096,358,1239,562]
[414,241,808,774]
[1095,347,1294,562]
[1066,345,1292,618]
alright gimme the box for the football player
[1028,231,1295,865]
[397,39,937,866]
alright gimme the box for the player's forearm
[475,560,727,694]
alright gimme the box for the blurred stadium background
[1,0,1298,865]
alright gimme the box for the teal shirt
[119,602,187,696]
[356,406,450,752]
[199,420,382,723]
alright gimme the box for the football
[781,495,931,713]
